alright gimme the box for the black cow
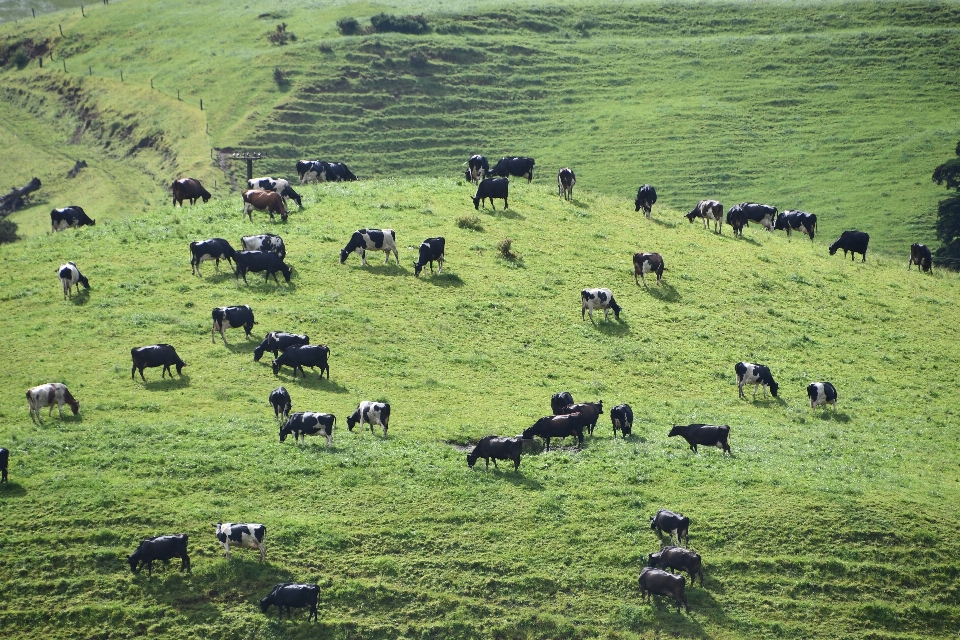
[347,401,390,436]
[340,229,399,266]
[472,177,509,210]
[668,424,731,454]
[414,237,445,276]
[234,250,292,284]
[466,435,523,471]
[558,168,576,200]
[272,344,330,379]
[326,162,358,181]
[648,547,704,587]
[775,210,817,240]
[214,523,266,561]
[50,206,95,232]
[633,252,664,287]
[639,567,689,613]
[522,413,585,450]
[190,238,236,276]
[247,177,302,207]
[465,154,489,183]
[635,185,657,218]
[650,508,690,547]
[128,534,190,577]
[909,243,932,273]
[735,362,779,400]
[212,305,255,344]
[829,231,870,262]
[610,404,633,438]
[728,202,777,235]
[558,401,603,435]
[254,332,309,362]
[171,178,211,207]
[551,391,574,415]
[131,344,186,381]
[808,382,838,411]
[489,156,534,182]
[260,583,320,621]
[241,234,286,260]
[0,447,8,483]
[269,386,292,420]
[280,412,335,446]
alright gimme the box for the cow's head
[768,379,779,398]
[253,345,266,362]
[647,551,663,567]
[272,360,281,375]
[828,241,840,255]
[279,263,293,282]
[68,399,80,415]
[259,596,273,613]
[127,552,141,574]
[279,426,290,443]
[466,451,478,468]
[650,517,658,530]
[413,259,425,277]
[346,411,359,431]
[668,425,684,438]
[339,248,350,264]
[174,361,186,375]
[472,196,481,210]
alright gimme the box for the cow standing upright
[633,252,664,287]
[242,189,288,222]
[211,306,256,344]
[551,391,574,415]
[488,157,534,182]
[50,206,95,232]
[727,203,777,235]
[807,382,838,411]
[241,234,286,260]
[465,155,489,183]
[269,387,292,420]
[172,178,211,206]
[557,168,576,200]
[668,424,731,454]
[581,288,621,322]
[297,160,329,184]
[414,237,445,276]
[638,567,689,613]
[909,243,932,273]
[775,210,817,240]
[735,362,779,400]
[254,332,309,362]
[128,534,190,577]
[280,412,335,446]
[466,436,523,471]
[558,401,604,435]
[829,231,870,262]
[347,401,391,437]
[472,178,509,210]
[131,345,187,381]
[233,251,293,284]
[610,404,633,438]
[260,583,320,621]
[650,508,690,547]
[0,448,8,483]
[686,200,723,233]
[213,523,266,561]
[339,229,399,266]
[522,413,586,450]
[647,547,704,588]
[189,238,236,276]
[272,345,330,379]
[26,383,80,424]
[58,262,90,299]
[247,177,302,208]
[635,185,657,218]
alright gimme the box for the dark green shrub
[456,215,482,231]
[0,218,20,244]
[337,17,360,35]
[370,13,428,34]
[12,49,29,69]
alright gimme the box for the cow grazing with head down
[775,210,817,240]
[347,401,390,437]
[241,234,286,260]
[669,424,731,454]
[326,162,358,181]
[639,567,689,613]
[633,252,664,287]
[212,305,255,344]
[650,508,690,547]
[260,583,320,621]
[272,344,330,379]
[171,178,211,207]
[242,189,288,222]
[269,386,292,421]
[610,404,633,438]
[829,230,870,262]
[280,412,335,446]
[213,523,266,561]
[234,250,292,284]
[128,534,190,577]
[558,168,576,200]
[807,382,838,411]
[909,243,932,273]
[254,332,309,362]
[648,547,703,587]
[472,177,509,210]
[27,383,79,424]
[522,413,586,450]
[131,344,186,381]
[735,362,779,400]
[581,288,621,322]
[189,238,236,276]
[686,200,723,233]
[0,448,8,483]
[635,185,657,218]
[489,156,535,182]
[465,154,489,183]
[728,202,777,235]
[50,206,95,232]
[58,262,89,299]
[247,177,302,208]
[467,436,523,471]
[551,391,574,415]
[340,229,399,266]
[558,401,604,435]
[414,237,445,276]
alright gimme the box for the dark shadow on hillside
[140,375,191,390]
[0,483,27,497]
[816,411,851,423]
[570,199,590,209]
[222,340,259,356]
[594,318,631,336]
[358,263,407,277]
[501,471,544,490]
[69,289,91,306]
[731,235,762,246]
[483,207,524,220]
[424,272,465,287]
[649,218,678,229]
[289,375,350,394]
[644,282,681,303]
[238,277,297,291]
[195,270,235,283]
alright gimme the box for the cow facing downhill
[242,189,288,222]
[558,168,576,200]
[131,344,187,381]
[610,404,633,438]
[50,206,95,232]
[639,567,689,613]
[414,237,445,276]
[829,230,870,262]
[214,523,266,561]
[58,262,90,299]
[269,387,292,421]
[172,178,211,207]
[27,383,80,424]
[686,200,723,233]
[472,178,509,210]
[340,229,399,266]
[633,252,664,287]
[909,243,933,273]
[648,546,704,587]
[189,238,236,276]
[212,306,256,344]
[735,362,779,400]
[260,583,320,621]
[808,382,838,411]
[466,436,523,471]
[635,185,657,218]
[650,509,690,547]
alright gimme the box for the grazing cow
[489,156,535,182]
[234,250,292,284]
[467,436,523,471]
[522,413,585,450]
[558,168,576,200]
[909,243,932,273]
[280,412,335,446]
[465,154,489,183]
[347,401,391,437]
[128,534,190,577]
[610,404,633,438]
[339,229,399,266]
[241,234,286,260]
[648,547,703,587]
[726,205,748,237]
[131,344,187,381]
[472,177,509,210]
[58,262,90,299]
[807,382,838,411]
[581,288,621,322]
[272,345,330,379]
[829,230,870,262]
[633,252,664,287]
[297,160,329,184]
[558,401,604,436]
[269,386,292,420]
[254,332,309,362]
[213,523,266,561]
[247,177,302,208]
[650,508,690,547]
[735,362,779,400]
[189,238,236,276]
[326,162,358,181]
[635,185,657,218]
[50,206,95,232]
[638,567,689,613]
[686,200,723,233]
[728,202,777,234]
[242,189,288,222]
[668,424,731,454]
[212,305,255,344]
[775,210,817,241]
[171,178,211,206]
[260,583,320,621]
[414,237,445,276]
[551,391,575,415]
[0,448,7,483]
[26,383,79,424]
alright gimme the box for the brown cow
[242,189,288,222]
[909,243,932,273]
[172,178,212,207]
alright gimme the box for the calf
[0,448,7,483]
[272,344,330,379]
[558,168,576,200]
[610,404,633,438]
[131,344,187,381]
[466,435,523,471]
[172,178,211,206]
[414,237,445,276]
[260,583,320,621]
[465,154,489,183]
[234,250,292,284]
[775,210,817,241]
[247,177,302,208]
[254,332,309,362]
[559,401,603,436]
[347,401,391,437]
[242,189,288,222]
[735,362,779,400]
[829,230,870,262]
[648,547,703,587]
[489,156,534,182]
[668,424,731,454]
[280,412,335,446]
[241,234,286,260]
[26,383,80,424]
[340,229,399,266]
[212,305,255,344]
[269,386,292,420]
[58,262,90,299]
[213,523,266,561]
[581,288,621,322]
[807,382,838,411]
[909,243,932,273]
[635,184,657,218]
[550,391,575,415]
[650,508,690,547]
[633,252,664,287]
[686,200,723,233]
[128,534,190,577]
[638,567,689,613]
[189,238,236,276]
[472,177,509,210]
[50,206,95,232]
[522,413,585,450]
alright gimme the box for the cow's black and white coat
[414,237,445,276]
[255,332,309,362]
[633,252,664,287]
[189,238,236,276]
[610,404,633,438]
[346,401,390,437]
[829,230,870,262]
[650,508,690,547]
[807,382,838,411]
[50,206,95,232]
[58,262,90,299]
[635,185,657,218]
[735,362,779,399]
[909,243,933,273]
[233,250,293,284]
[214,523,266,561]
[247,177,302,208]
[340,229,399,266]
[488,157,534,182]
[272,344,330,379]
[728,203,777,234]
[775,210,817,241]
[466,155,489,183]
[280,412,335,446]
[686,200,723,233]
[269,386,292,420]
[241,234,286,260]
[581,288,621,322]
[212,305,255,344]
[558,168,575,200]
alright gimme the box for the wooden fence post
[120,70,123,82]
[200,98,203,110]
[81,5,84,16]
[59,24,63,35]
[62,58,66,72]
[32,8,35,17]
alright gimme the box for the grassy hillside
[1,179,959,638]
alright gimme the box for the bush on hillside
[370,13,429,35]
[268,23,296,45]
[337,17,360,35]
[456,215,483,231]
[409,51,428,67]
[497,237,519,261]
[12,49,29,69]
[0,218,20,244]
[273,67,289,86]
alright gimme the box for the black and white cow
[233,250,293,284]
[189,238,236,276]
[489,156,534,182]
[466,436,523,471]
[212,305,255,344]
[581,288,621,322]
[128,534,190,577]
[807,382,838,411]
[909,243,933,273]
[241,234,286,260]
[269,386,292,420]
[775,210,817,241]
[0,447,8,483]
[465,154,489,183]
[668,424,731,454]
[650,508,690,547]
[260,583,320,621]
[347,401,390,437]
[297,160,330,184]
[472,177,509,210]
[635,185,657,218]
[58,262,90,299]
[610,404,633,438]
[414,237,445,276]
[339,229,399,266]
[735,362,779,399]
[254,332,309,362]
[633,252,664,287]
[558,168,576,200]
[213,523,266,561]
[50,206,95,232]
[638,567,689,613]
[326,162,358,181]
[551,391,574,415]
[280,412,335,446]
[728,203,777,234]
[272,344,330,379]
[247,177,302,207]
[26,383,80,424]
[131,344,186,381]
[829,230,870,262]
[648,546,704,588]
[686,200,723,233]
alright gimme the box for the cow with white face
[58,262,90,299]
[213,523,266,561]
[347,401,390,437]
[807,382,838,411]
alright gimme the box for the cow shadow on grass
[222,340,258,356]
[643,282,681,303]
[424,272,465,287]
[501,471,544,490]
[592,319,631,336]
[724,234,762,246]
[357,264,408,277]
[195,270,235,283]
[139,375,191,391]
[483,207,523,220]
[816,411,851,423]
[0,483,27,497]
[68,289,91,306]
[649,218,679,229]
[288,375,349,394]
